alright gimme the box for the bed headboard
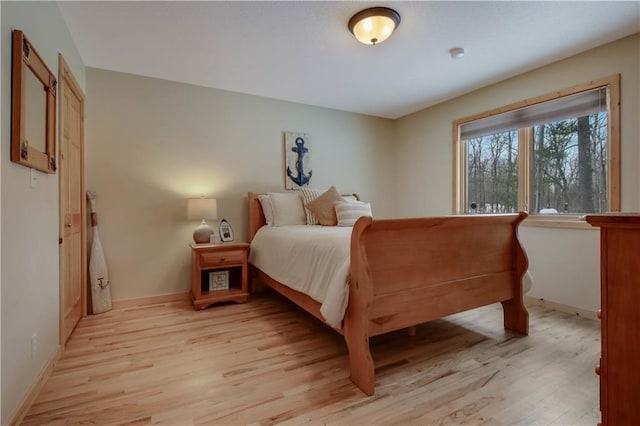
[247,191,360,242]
[248,192,266,242]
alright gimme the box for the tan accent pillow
[305,186,342,226]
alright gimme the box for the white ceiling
[58,1,640,119]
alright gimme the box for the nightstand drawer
[199,250,244,267]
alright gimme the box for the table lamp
[188,197,217,243]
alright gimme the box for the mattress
[249,225,351,328]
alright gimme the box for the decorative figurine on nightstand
[219,218,234,242]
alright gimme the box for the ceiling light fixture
[348,7,401,46]
[449,47,465,59]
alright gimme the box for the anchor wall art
[284,131,313,190]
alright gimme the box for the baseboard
[9,345,62,426]
[111,292,190,309]
[524,296,598,320]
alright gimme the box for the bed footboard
[345,213,529,395]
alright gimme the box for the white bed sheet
[249,225,352,328]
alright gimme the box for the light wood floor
[23,292,601,425]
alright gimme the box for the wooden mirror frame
[11,29,57,173]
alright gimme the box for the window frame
[452,75,620,229]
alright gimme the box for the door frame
[58,54,86,348]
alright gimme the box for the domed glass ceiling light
[348,7,401,45]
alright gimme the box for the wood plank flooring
[22,292,600,425]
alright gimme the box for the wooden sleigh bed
[247,192,529,395]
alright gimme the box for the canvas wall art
[284,131,312,189]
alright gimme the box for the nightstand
[190,242,250,310]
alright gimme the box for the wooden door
[59,55,86,344]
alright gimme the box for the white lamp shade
[187,198,218,221]
[349,7,401,45]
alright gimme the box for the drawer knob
[595,364,601,376]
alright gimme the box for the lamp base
[193,221,214,244]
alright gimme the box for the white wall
[86,68,395,302]
[1,2,85,423]
[394,34,640,312]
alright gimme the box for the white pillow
[298,187,323,225]
[267,192,307,226]
[335,200,373,227]
[258,195,274,226]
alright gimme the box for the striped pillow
[298,187,323,225]
[335,200,373,227]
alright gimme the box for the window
[465,130,519,214]
[531,112,609,214]
[453,75,620,225]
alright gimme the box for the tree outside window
[531,113,608,214]
[466,130,518,214]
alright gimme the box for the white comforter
[249,225,351,328]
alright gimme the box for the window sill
[522,214,598,230]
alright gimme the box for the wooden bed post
[344,308,375,396]
[502,299,528,335]
[344,216,375,396]
[501,213,529,335]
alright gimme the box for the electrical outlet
[30,168,37,188]
[31,332,38,359]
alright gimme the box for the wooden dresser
[586,214,640,425]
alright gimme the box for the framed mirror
[11,30,57,173]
